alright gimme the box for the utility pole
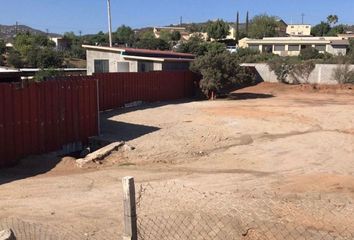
[236,11,239,43]
[15,21,18,35]
[180,16,183,26]
[301,13,305,24]
[107,0,113,47]
[79,30,82,37]
[246,11,249,36]
[46,28,49,36]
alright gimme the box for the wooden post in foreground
[122,176,138,240]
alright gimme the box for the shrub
[191,51,255,98]
[299,47,322,60]
[268,57,316,84]
[332,64,354,84]
[7,50,24,68]
[33,69,64,82]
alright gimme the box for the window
[274,45,285,51]
[288,45,300,51]
[291,26,294,28]
[94,60,109,73]
[249,45,259,51]
[262,45,272,53]
[315,45,326,51]
[138,61,153,72]
[117,62,130,72]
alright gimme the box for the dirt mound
[233,82,354,95]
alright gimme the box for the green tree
[177,35,226,56]
[159,30,173,42]
[190,51,254,97]
[134,38,170,50]
[36,48,64,68]
[116,25,135,46]
[171,31,182,41]
[245,11,249,36]
[33,68,64,82]
[248,14,278,39]
[84,31,109,46]
[206,19,230,40]
[327,15,339,27]
[63,32,86,59]
[327,24,345,36]
[299,47,321,60]
[0,39,6,55]
[12,33,64,67]
[311,22,331,36]
[7,50,24,68]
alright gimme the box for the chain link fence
[0,217,117,240]
[136,181,354,240]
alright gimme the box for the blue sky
[1,0,353,34]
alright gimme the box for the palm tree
[327,15,339,27]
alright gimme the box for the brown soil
[0,82,353,239]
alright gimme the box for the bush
[332,64,354,84]
[268,57,316,84]
[191,51,255,98]
[33,69,64,82]
[235,48,276,63]
[299,47,322,60]
[7,50,24,68]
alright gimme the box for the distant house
[239,36,349,56]
[83,45,195,75]
[153,27,190,41]
[286,24,312,36]
[275,19,288,37]
[50,37,70,51]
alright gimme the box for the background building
[83,45,195,75]
[286,24,312,36]
[239,36,349,56]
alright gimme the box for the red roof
[117,47,195,58]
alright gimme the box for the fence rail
[0,78,99,168]
[0,71,198,168]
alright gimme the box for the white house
[83,45,195,75]
[239,36,349,56]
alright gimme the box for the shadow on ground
[227,92,274,100]
[99,99,196,142]
[0,99,194,185]
[0,155,63,185]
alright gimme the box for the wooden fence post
[122,176,138,240]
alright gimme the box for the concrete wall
[242,63,354,84]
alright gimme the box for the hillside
[0,24,61,42]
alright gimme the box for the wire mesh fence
[136,181,354,240]
[0,217,118,240]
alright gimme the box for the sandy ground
[0,83,353,239]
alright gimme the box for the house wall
[87,49,123,75]
[327,45,348,56]
[286,25,311,36]
[242,63,354,84]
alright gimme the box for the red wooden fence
[0,71,198,168]
[0,78,99,168]
[95,71,198,111]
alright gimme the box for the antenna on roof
[301,13,305,24]
[107,0,113,47]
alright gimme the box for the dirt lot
[0,83,353,239]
